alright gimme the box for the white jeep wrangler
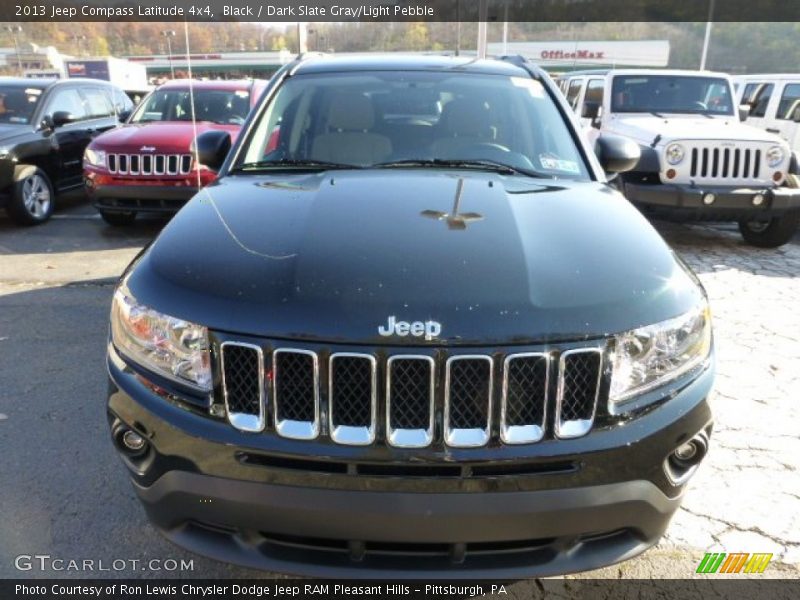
[558,69,800,247]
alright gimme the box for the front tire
[99,209,137,226]
[7,166,54,225]
[738,211,800,248]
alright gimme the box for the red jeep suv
[84,79,265,225]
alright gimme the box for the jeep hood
[127,170,703,345]
[91,121,241,154]
[606,114,783,146]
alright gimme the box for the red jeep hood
[91,121,241,153]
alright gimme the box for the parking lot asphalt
[1,192,798,583]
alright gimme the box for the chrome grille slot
[220,342,265,432]
[444,356,493,448]
[386,356,435,448]
[118,154,128,174]
[107,153,117,172]
[501,353,549,444]
[181,154,193,173]
[329,353,376,446]
[129,154,140,174]
[141,154,152,175]
[167,154,179,174]
[687,144,763,181]
[273,349,319,440]
[154,155,165,174]
[555,348,602,439]
[106,153,192,176]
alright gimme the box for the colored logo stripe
[697,552,772,574]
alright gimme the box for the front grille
[329,353,376,445]
[273,349,319,440]
[501,353,549,444]
[689,146,761,180]
[218,342,606,446]
[107,153,193,176]
[220,342,265,432]
[444,356,493,448]
[386,356,435,448]
[555,349,603,439]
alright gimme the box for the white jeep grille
[664,141,782,186]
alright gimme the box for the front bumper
[622,180,800,221]
[89,183,199,214]
[107,344,714,578]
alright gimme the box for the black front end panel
[106,329,713,578]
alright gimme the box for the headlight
[84,148,106,168]
[609,302,711,407]
[111,288,211,392]
[766,145,785,168]
[664,143,685,165]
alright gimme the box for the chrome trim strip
[386,355,435,448]
[501,352,550,444]
[273,348,320,440]
[444,355,493,448]
[555,347,603,439]
[220,341,266,433]
[328,352,377,446]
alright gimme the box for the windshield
[0,86,43,124]
[130,88,251,125]
[611,75,734,116]
[238,71,589,180]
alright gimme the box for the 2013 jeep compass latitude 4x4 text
[107,55,715,577]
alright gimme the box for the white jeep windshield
[611,75,734,116]
[238,70,589,180]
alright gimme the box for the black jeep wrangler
[106,55,714,577]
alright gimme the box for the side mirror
[191,130,231,172]
[117,109,132,123]
[39,115,54,131]
[51,111,76,128]
[595,135,641,174]
[738,104,751,122]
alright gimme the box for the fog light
[702,193,715,205]
[122,430,146,452]
[752,193,765,206]
[773,172,782,182]
[666,168,676,179]
[665,431,710,485]
[674,442,698,461]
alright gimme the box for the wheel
[99,209,137,226]
[7,166,54,225]
[738,211,800,248]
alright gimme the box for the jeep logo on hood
[378,316,441,341]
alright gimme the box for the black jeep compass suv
[106,55,714,577]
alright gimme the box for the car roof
[0,77,121,89]
[156,79,258,91]
[733,73,800,80]
[290,54,533,78]
[606,69,732,78]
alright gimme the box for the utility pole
[476,0,488,59]
[71,34,86,57]
[161,30,176,78]
[700,0,715,70]
[502,1,509,55]
[5,25,23,74]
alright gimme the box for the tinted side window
[81,86,113,118]
[566,79,582,110]
[743,83,773,118]
[585,79,604,104]
[106,86,134,112]
[776,83,800,121]
[47,88,87,120]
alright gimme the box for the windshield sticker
[9,117,27,124]
[539,155,580,174]
[24,88,42,95]
[235,90,249,97]
[511,77,544,98]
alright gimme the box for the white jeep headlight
[766,145,785,168]
[84,148,106,168]
[609,302,711,407]
[664,143,685,166]
[111,288,211,392]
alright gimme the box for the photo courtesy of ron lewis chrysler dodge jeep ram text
[106,55,714,577]
[558,69,800,247]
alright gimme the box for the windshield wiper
[649,111,665,118]
[373,158,548,178]
[231,159,362,172]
